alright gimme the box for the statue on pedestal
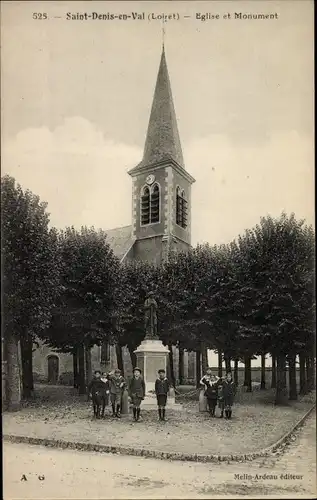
[144,292,158,339]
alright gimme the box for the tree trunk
[73,349,78,388]
[288,354,297,400]
[305,355,310,387]
[218,351,223,378]
[243,356,248,385]
[260,353,266,390]
[6,332,21,411]
[224,355,231,373]
[275,353,287,405]
[2,334,7,408]
[310,354,315,390]
[307,354,315,391]
[281,355,287,389]
[115,343,124,375]
[77,344,86,395]
[271,353,277,388]
[244,355,252,392]
[128,345,137,371]
[168,343,176,387]
[201,342,208,375]
[234,359,239,386]
[196,350,201,388]
[299,352,307,394]
[85,346,92,386]
[179,347,184,385]
[20,333,34,399]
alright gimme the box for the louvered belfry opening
[150,184,160,223]
[141,184,160,226]
[141,186,150,225]
[176,188,188,229]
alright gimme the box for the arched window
[141,186,150,225]
[141,183,160,225]
[176,187,188,229]
[150,184,160,223]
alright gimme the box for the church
[33,45,198,386]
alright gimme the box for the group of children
[200,369,236,419]
[87,367,170,421]
[87,366,236,422]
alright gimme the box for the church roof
[129,47,185,174]
[105,225,135,262]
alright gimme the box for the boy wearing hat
[87,370,108,419]
[155,369,170,421]
[108,368,126,418]
[222,371,236,419]
[128,367,146,421]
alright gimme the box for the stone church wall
[32,340,195,386]
[32,342,101,384]
[133,235,165,265]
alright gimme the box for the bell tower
[128,46,195,264]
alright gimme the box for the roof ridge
[105,225,132,232]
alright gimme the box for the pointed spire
[141,47,185,169]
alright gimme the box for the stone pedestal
[121,389,129,415]
[134,339,182,410]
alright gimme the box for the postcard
[2,1,315,499]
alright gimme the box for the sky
[1,0,314,247]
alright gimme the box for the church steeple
[140,47,185,169]
[128,45,195,265]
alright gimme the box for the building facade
[33,46,197,385]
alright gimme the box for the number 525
[33,13,48,20]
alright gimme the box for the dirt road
[3,415,315,499]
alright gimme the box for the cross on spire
[162,17,166,49]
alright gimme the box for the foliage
[42,226,121,352]
[155,213,315,375]
[3,173,314,403]
[158,244,240,354]
[114,260,159,350]
[1,175,61,340]
[235,213,315,357]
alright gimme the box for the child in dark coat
[155,369,170,421]
[222,372,236,419]
[200,369,219,417]
[217,379,225,418]
[128,367,146,422]
[108,368,126,418]
[87,370,108,418]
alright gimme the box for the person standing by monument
[108,369,126,418]
[128,367,146,422]
[155,369,170,421]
